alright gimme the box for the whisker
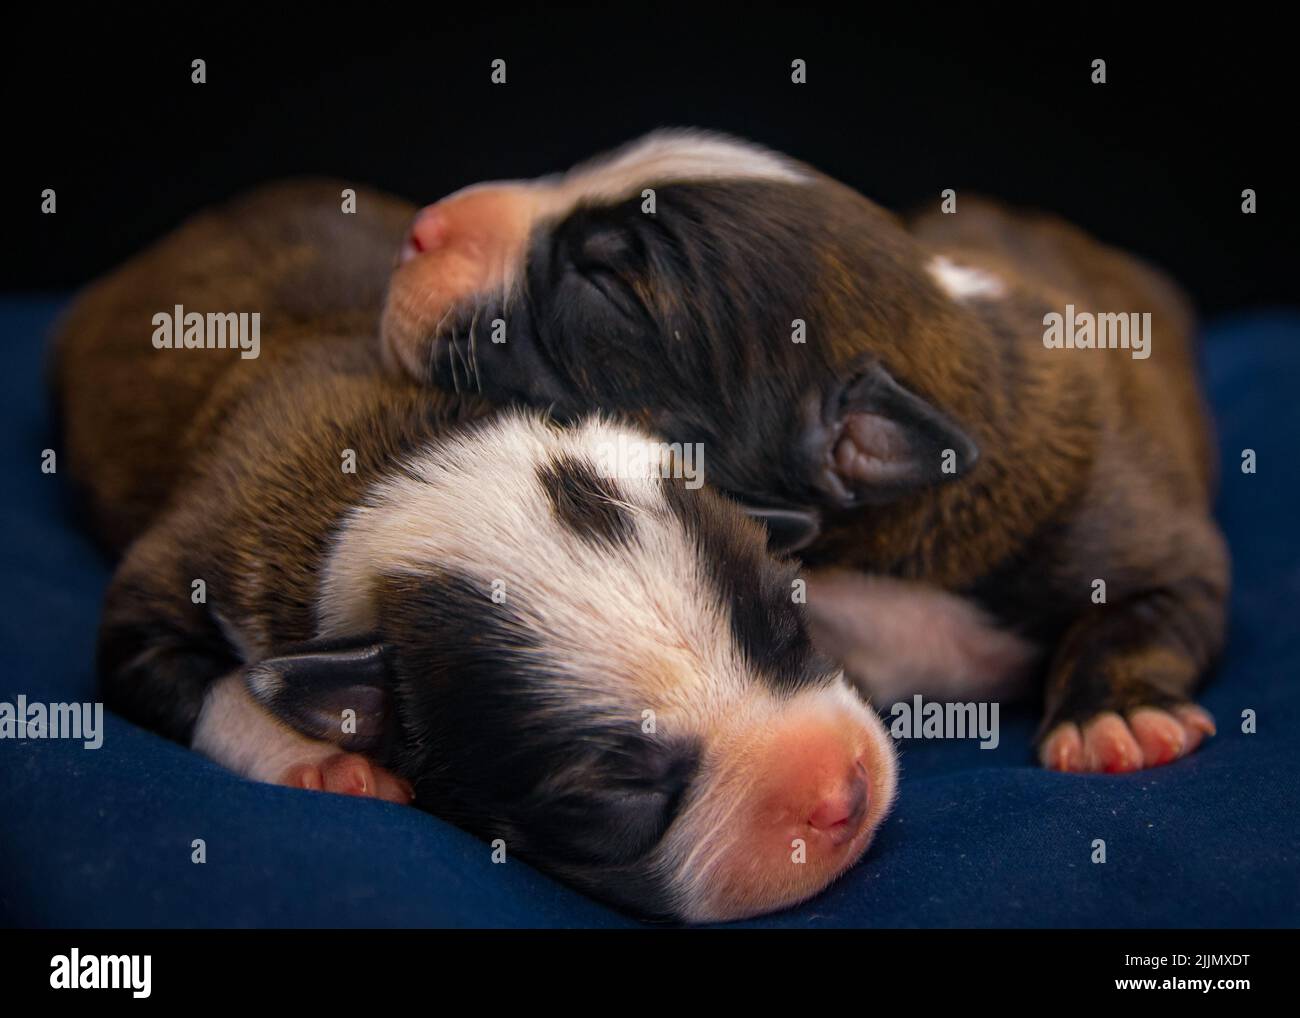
[468,308,482,393]
[677,795,751,891]
[427,307,454,387]
[448,326,463,394]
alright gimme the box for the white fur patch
[927,255,1007,301]
[191,672,336,783]
[203,408,898,922]
[314,410,899,920]
[317,411,755,720]
[805,571,1037,702]
[452,129,808,230]
[558,128,807,203]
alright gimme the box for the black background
[5,5,1288,315]
[1,927,1287,1004]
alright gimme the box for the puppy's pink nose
[401,206,450,261]
[397,184,538,267]
[807,762,869,842]
[383,183,545,377]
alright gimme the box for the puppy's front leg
[99,506,415,802]
[193,672,412,803]
[1038,556,1228,772]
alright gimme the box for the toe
[372,767,415,804]
[1127,707,1188,767]
[320,754,413,804]
[1082,712,1144,773]
[1175,704,1216,753]
[1040,722,1085,771]
[284,762,325,791]
[320,754,378,797]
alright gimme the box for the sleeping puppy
[381,130,1227,774]
[51,181,908,923]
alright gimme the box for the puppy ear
[741,504,822,553]
[244,638,393,752]
[816,362,979,505]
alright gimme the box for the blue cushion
[2,298,1297,927]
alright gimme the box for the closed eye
[529,783,677,867]
[530,740,699,866]
[553,215,655,323]
[574,265,645,320]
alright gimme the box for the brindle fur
[51,181,493,741]
[390,167,1229,745]
[57,168,1231,754]
[828,196,1228,734]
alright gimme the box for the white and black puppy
[381,131,1226,775]
[53,182,903,922]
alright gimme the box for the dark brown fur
[51,181,492,740]
[811,193,1227,732]
[381,163,1230,746]
[54,180,422,551]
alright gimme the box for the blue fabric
[2,297,1297,928]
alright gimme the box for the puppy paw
[1039,705,1215,773]
[283,753,414,804]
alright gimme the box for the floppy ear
[816,361,979,505]
[244,638,394,753]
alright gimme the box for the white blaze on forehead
[317,410,757,720]
[453,129,809,228]
[927,255,1007,300]
[557,128,809,203]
